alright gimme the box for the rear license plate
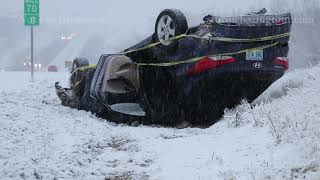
[246,49,263,61]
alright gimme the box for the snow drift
[0,64,320,179]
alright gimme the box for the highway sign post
[24,0,40,81]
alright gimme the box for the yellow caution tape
[120,42,161,54]
[71,64,97,77]
[122,32,289,55]
[133,42,279,83]
[71,42,279,87]
[69,30,289,89]
[71,64,97,89]
[120,34,187,55]
[185,32,290,43]
[134,42,279,67]
[73,77,85,89]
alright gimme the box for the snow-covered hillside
[0,64,319,179]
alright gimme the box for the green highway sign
[24,14,40,26]
[24,0,40,26]
[24,0,40,82]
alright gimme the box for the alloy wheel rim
[157,15,175,45]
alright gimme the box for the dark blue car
[56,9,292,127]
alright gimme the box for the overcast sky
[1,0,272,35]
[1,0,319,69]
[2,0,270,17]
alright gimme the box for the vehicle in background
[23,61,42,71]
[48,65,58,72]
[61,33,77,41]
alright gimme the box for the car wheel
[155,9,188,46]
[71,58,89,73]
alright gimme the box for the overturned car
[56,9,292,127]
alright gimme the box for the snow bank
[1,64,320,179]
[224,64,320,179]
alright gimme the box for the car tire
[155,9,188,46]
[70,58,89,97]
[71,58,89,73]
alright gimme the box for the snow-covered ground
[1,0,320,179]
[1,63,320,180]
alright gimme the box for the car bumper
[175,66,285,110]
